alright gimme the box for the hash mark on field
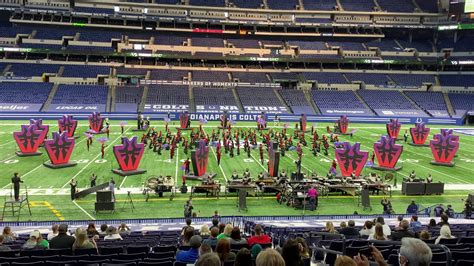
[61,127,131,188]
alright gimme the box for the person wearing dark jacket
[49,224,75,250]
[338,220,360,238]
[391,220,415,241]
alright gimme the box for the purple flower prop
[199,118,208,125]
[283,123,289,129]
[96,137,109,144]
[163,144,169,149]
[84,132,93,138]
[180,165,186,171]
[119,121,128,127]
[164,118,171,123]
[229,119,236,125]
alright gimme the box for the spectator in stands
[210,218,219,230]
[182,227,195,246]
[323,221,337,234]
[335,255,357,266]
[200,224,210,237]
[199,243,212,256]
[104,226,123,241]
[395,215,404,230]
[359,221,374,237]
[256,249,285,266]
[437,213,449,226]
[195,253,220,266]
[212,210,220,219]
[47,224,59,241]
[446,205,455,218]
[73,229,97,252]
[418,230,431,241]
[2,226,16,243]
[409,215,422,231]
[406,200,419,214]
[339,220,359,238]
[86,223,99,239]
[218,223,226,234]
[230,226,247,245]
[118,222,130,236]
[248,224,271,246]
[399,238,432,266]
[0,235,11,251]
[376,217,392,236]
[216,238,236,262]
[295,237,310,260]
[251,244,263,260]
[176,235,202,264]
[368,223,388,240]
[217,224,233,240]
[282,238,303,266]
[434,204,444,217]
[22,230,48,250]
[99,224,108,236]
[235,248,252,266]
[435,224,455,244]
[181,218,194,235]
[203,227,219,247]
[428,219,437,228]
[391,220,415,241]
[50,224,75,249]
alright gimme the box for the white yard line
[0,154,17,163]
[0,140,15,147]
[119,176,128,189]
[72,200,96,220]
[1,164,44,189]
[61,127,130,188]
[250,153,267,171]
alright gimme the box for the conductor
[12,173,23,201]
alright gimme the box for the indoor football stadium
[0,0,473,265]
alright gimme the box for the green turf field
[0,120,473,222]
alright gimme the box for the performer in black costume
[90,174,97,187]
[11,173,23,201]
[70,178,77,201]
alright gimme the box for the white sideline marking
[72,200,96,220]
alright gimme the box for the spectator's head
[230,227,242,240]
[195,253,220,266]
[399,238,432,266]
[100,224,108,232]
[218,223,226,234]
[119,222,128,230]
[295,237,309,258]
[376,217,385,225]
[215,238,231,261]
[429,219,436,227]
[251,244,263,259]
[200,224,210,235]
[254,224,264,236]
[223,224,233,236]
[364,221,373,230]
[199,243,212,255]
[419,230,431,240]
[51,224,59,233]
[212,218,219,227]
[335,255,357,266]
[235,248,252,266]
[374,223,385,240]
[282,238,302,266]
[87,223,96,231]
[256,249,285,266]
[210,227,219,238]
[411,200,416,205]
[2,226,12,235]
[29,230,41,242]
[411,215,418,222]
[214,210,219,216]
[398,215,404,222]
[106,226,117,235]
[326,221,335,232]
[340,221,347,228]
[73,229,89,248]
[348,220,355,227]
[186,218,192,226]
[400,220,410,230]
[440,214,449,224]
[189,235,202,249]
[439,225,452,238]
[58,224,68,234]
[183,227,195,244]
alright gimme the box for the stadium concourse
[0,0,474,265]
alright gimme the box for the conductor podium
[95,190,114,213]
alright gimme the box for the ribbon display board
[179,112,191,130]
[191,139,210,177]
[58,115,78,138]
[409,122,430,146]
[430,129,459,167]
[29,119,49,146]
[335,142,368,177]
[386,118,401,139]
[88,112,104,133]
[13,124,47,156]
[299,113,307,132]
[372,136,403,171]
[112,136,146,176]
[43,132,77,169]
[268,141,280,177]
[338,115,349,134]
